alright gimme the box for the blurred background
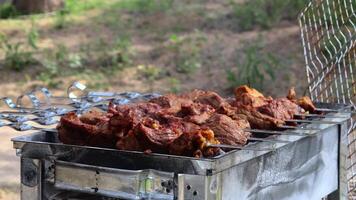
[0,0,310,199]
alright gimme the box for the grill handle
[54,160,175,200]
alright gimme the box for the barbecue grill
[0,82,350,200]
[0,0,354,199]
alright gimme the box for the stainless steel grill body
[12,103,350,200]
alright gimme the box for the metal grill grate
[298,0,356,196]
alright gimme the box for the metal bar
[285,119,341,124]
[248,137,289,143]
[348,150,356,159]
[315,106,354,112]
[294,113,350,118]
[347,161,356,171]
[244,129,314,136]
[207,144,274,151]
[278,125,323,131]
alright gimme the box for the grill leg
[21,158,42,200]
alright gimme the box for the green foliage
[68,53,83,69]
[138,65,162,81]
[38,60,60,88]
[65,0,109,14]
[27,20,39,49]
[89,36,132,71]
[168,31,206,74]
[54,44,69,65]
[168,78,181,93]
[37,35,132,84]
[0,34,35,71]
[233,0,309,30]
[0,3,19,19]
[227,41,279,90]
[54,9,69,29]
[115,0,173,13]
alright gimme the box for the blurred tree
[12,0,64,14]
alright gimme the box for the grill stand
[14,114,349,200]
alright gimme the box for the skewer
[278,125,322,131]
[314,107,355,113]
[207,144,274,151]
[248,137,289,143]
[293,113,350,118]
[244,129,313,136]
[285,119,341,124]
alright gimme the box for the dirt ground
[0,127,20,200]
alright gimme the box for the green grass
[64,0,111,14]
[0,3,19,19]
[233,0,309,31]
[0,33,36,71]
[168,32,206,74]
[114,0,173,13]
[227,40,279,90]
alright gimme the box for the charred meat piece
[231,85,314,129]
[257,98,304,121]
[204,114,251,145]
[287,87,317,113]
[57,112,116,148]
[169,129,220,158]
[183,89,229,110]
[133,116,184,152]
[297,96,316,113]
[230,104,285,130]
[150,94,193,114]
[234,85,270,108]
[179,103,215,124]
[109,102,162,131]
[116,130,143,152]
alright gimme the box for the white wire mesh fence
[298,0,355,197]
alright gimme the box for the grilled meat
[229,85,317,129]
[287,87,317,113]
[169,129,220,158]
[57,85,316,157]
[234,85,269,108]
[229,103,285,130]
[204,114,250,145]
[58,112,116,148]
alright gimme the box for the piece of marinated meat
[133,116,184,152]
[257,98,304,121]
[182,89,228,110]
[79,109,111,125]
[234,85,270,108]
[57,112,116,148]
[150,94,193,114]
[179,103,215,124]
[229,102,285,130]
[109,102,162,131]
[204,114,251,146]
[169,129,220,158]
[231,85,311,129]
[116,130,142,151]
[297,96,316,113]
[287,87,317,113]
